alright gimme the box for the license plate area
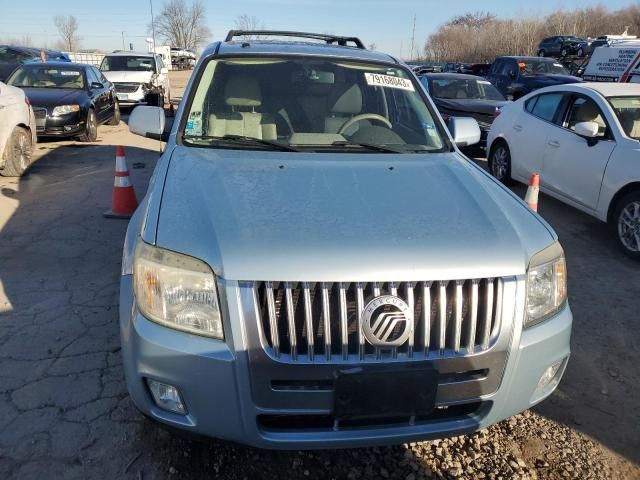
[117,93,128,101]
[333,367,438,420]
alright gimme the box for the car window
[564,97,608,138]
[518,59,569,76]
[100,56,155,72]
[7,66,85,89]
[607,96,640,139]
[528,93,564,122]
[86,67,99,85]
[182,56,448,154]
[498,60,515,76]
[430,78,505,101]
[0,47,31,64]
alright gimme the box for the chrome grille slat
[284,283,297,360]
[256,278,503,363]
[321,283,331,360]
[265,282,280,358]
[468,280,479,353]
[302,283,314,361]
[339,282,349,360]
[454,281,463,353]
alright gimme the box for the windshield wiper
[330,141,402,153]
[184,134,300,152]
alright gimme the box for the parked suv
[99,51,170,107]
[537,36,586,58]
[121,30,571,448]
[486,56,581,99]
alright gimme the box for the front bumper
[120,276,571,449]
[35,111,85,137]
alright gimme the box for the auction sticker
[364,72,415,91]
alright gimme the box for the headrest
[329,84,362,114]
[224,75,262,107]
[575,101,600,121]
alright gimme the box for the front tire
[612,191,640,260]
[109,99,120,126]
[1,127,32,177]
[488,141,514,185]
[78,108,98,142]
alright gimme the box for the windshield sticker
[364,72,415,91]
[59,71,80,76]
[185,112,202,136]
[422,122,435,130]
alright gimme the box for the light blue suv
[121,30,572,448]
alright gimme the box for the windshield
[7,66,85,89]
[519,60,569,76]
[182,57,448,153]
[100,56,155,72]
[608,96,640,139]
[430,78,505,101]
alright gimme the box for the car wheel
[78,108,98,142]
[1,127,32,177]
[612,191,640,260]
[577,47,584,57]
[109,99,120,126]
[488,141,514,185]
[538,50,545,57]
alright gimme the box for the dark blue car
[0,45,71,82]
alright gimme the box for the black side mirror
[91,81,103,89]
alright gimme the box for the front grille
[255,279,502,363]
[114,82,140,93]
[33,107,47,132]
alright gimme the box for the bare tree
[152,0,211,50]
[233,14,266,40]
[54,15,80,51]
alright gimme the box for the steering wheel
[338,113,392,136]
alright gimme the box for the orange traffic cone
[525,173,540,212]
[104,146,138,219]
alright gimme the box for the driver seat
[324,83,364,134]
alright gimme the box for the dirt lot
[0,70,638,479]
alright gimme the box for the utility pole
[121,31,125,50]
[410,14,416,61]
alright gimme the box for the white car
[99,52,171,106]
[487,83,640,259]
[0,81,36,176]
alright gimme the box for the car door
[508,91,569,182]
[86,67,108,122]
[541,94,616,210]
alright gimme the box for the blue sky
[0,0,634,57]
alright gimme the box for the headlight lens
[133,242,223,339]
[525,242,567,328]
[51,104,80,116]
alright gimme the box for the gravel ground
[0,70,637,478]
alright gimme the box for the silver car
[121,30,572,449]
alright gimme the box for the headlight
[51,104,80,116]
[133,242,223,339]
[525,242,567,328]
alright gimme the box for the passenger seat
[208,75,277,140]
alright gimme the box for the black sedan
[6,62,120,141]
[419,73,508,148]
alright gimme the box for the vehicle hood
[434,98,508,116]
[20,87,87,108]
[102,70,153,84]
[521,74,582,86]
[154,147,555,281]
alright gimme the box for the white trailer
[583,42,640,83]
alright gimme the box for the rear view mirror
[448,117,481,148]
[90,81,103,89]
[129,106,167,140]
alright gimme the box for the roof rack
[224,30,366,49]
